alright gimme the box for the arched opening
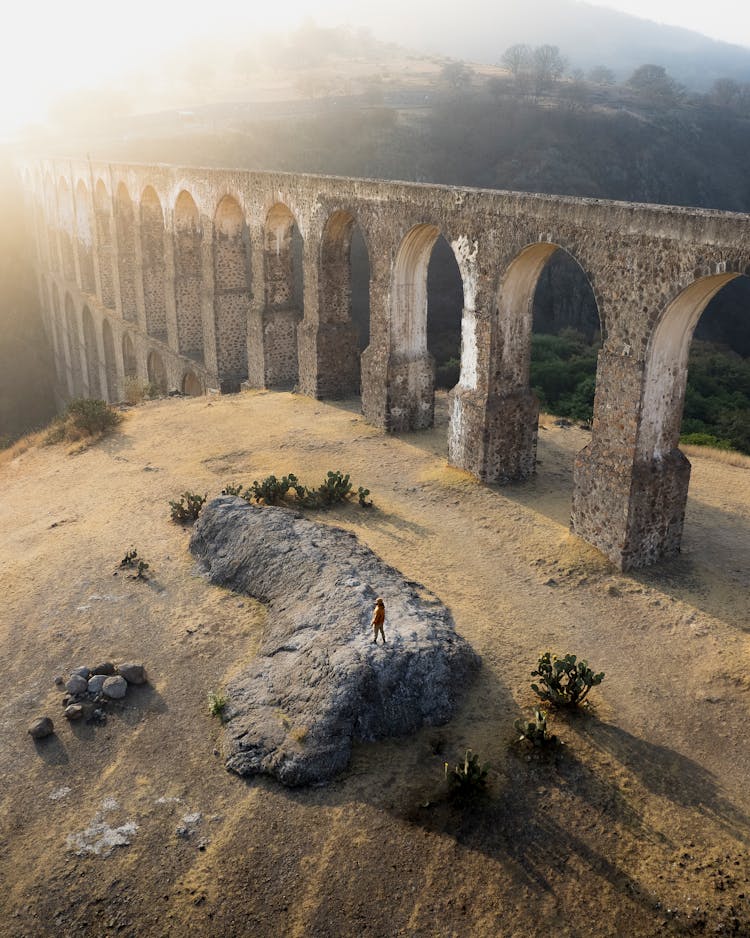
[122,333,137,379]
[102,319,118,401]
[263,202,303,388]
[82,306,101,397]
[174,190,204,363]
[95,180,116,309]
[58,179,76,282]
[147,350,168,394]
[315,209,371,397]
[115,184,138,323]
[44,173,57,272]
[140,186,167,341]
[390,224,465,430]
[182,370,204,396]
[529,247,602,427]
[64,294,83,397]
[213,195,250,392]
[427,235,464,394]
[75,181,95,294]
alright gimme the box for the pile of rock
[28,661,147,740]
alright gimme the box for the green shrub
[118,548,150,579]
[248,473,306,505]
[680,432,733,450]
[357,486,372,508]
[207,690,228,720]
[514,708,557,747]
[45,398,122,444]
[444,749,489,802]
[245,470,374,510]
[221,482,246,497]
[531,651,604,708]
[314,470,353,506]
[169,491,207,522]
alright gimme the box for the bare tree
[627,64,683,104]
[501,44,532,81]
[532,45,568,93]
[588,65,616,86]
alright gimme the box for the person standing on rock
[371,597,386,644]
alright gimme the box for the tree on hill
[588,65,616,85]
[627,64,683,104]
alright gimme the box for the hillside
[1,391,749,935]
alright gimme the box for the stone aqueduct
[22,159,750,570]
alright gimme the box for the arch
[174,190,204,363]
[95,180,116,308]
[102,319,118,401]
[64,294,84,396]
[427,234,464,391]
[57,178,76,282]
[311,209,371,397]
[140,186,167,341]
[263,201,303,388]
[182,370,204,396]
[51,283,69,392]
[43,173,58,272]
[75,180,95,293]
[147,349,167,394]
[115,183,138,323]
[638,273,740,460]
[82,306,102,397]
[213,195,250,392]
[122,332,137,378]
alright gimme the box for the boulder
[64,704,84,721]
[190,497,480,787]
[117,663,146,685]
[87,674,107,695]
[71,666,91,680]
[91,662,115,676]
[102,676,127,700]
[28,717,54,739]
[65,675,88,696]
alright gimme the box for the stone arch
[64,294,84,396]
[147,349,168,394]
[309,209,371,397]
[51,283,69,392]
[638,272,741,461]
[115,183,138,323]
[174,190,204,363]
[95,179,116,308]
[75,180,95,293]
[122,332,137,378]
[263,201,303,388]
[58,178,76,282]
[182,370,204,396]
[140,186,167,341]
[102,319,118,401]
[82,306,102,397]
[389,223,466,430]
[43,173,58,272]
[213,195,250,392]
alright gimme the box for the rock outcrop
[190,497,480,786]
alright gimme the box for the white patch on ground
[49,786,71,802]
[155,796,182,805]
[66,800,137,858]
[181,812,202,826]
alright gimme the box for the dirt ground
[0,390,748,938]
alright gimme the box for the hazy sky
[1,0,749,137]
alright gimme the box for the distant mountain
[378,0,750,89]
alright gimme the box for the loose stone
[102,676,127,700]
[64,704,84,721]
[87,674,107,695]
[65,675,88,696]
[91,662,115,676]
[117,663,146,685]
[28,717,54,739]
[71,666,91,680]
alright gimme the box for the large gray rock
[102,676,127,700]
[65,675,88,696]
[117,663,146,685]
[28,717,54,739]
[190,497,480,787]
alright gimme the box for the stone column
[245,222,266,388]
[360,237,393,429]
[571,347,691,570]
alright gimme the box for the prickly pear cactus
[530,651,604,707]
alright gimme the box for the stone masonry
[22,160,750,570]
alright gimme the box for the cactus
[249,474,306,505]
[357,486,373,508]
[530,651,604,708]
[514,708,556,747]
[444,749,489,801]
[169,491,207,522]
[221,482,245,497]
[120,548,139,568]
[315,470,353,506]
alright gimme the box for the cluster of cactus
[169,491,207,522]
[514,708,557,747]
[444,749,489,801]
[223,470,373,510]
[531,651,605,708]
[118,547,150,580]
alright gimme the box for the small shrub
[207,691,227,720]
[169,491,207,522]
[680,432,733,450]
[249,473,306,506]
[514,708,557,747]
[315,470,353,506]
[45,398,122,445]
[531,651,604,708]
[222,482,246,497]
[133,559,150,580]
[357,486,373,508]
[120,548,139,568]
[444,749,489,802]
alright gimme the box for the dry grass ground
[0,390,748,937]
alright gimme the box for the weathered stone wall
[26,159,750,570]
